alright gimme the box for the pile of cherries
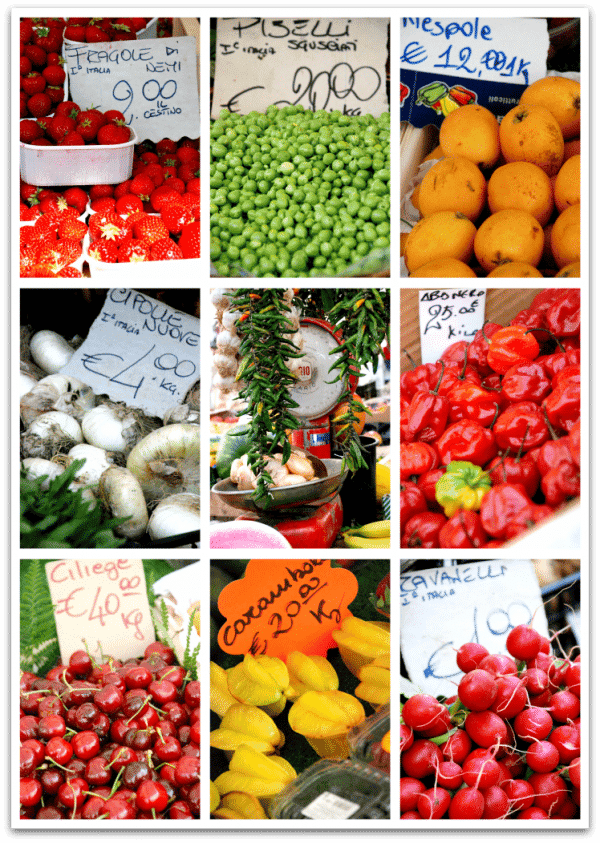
[20,643,199,819]
[401,624,581,820]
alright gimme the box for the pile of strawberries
[20,19,66,119]
[21,103,132,147]
[20,136,200,276]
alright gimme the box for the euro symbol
[401,41,428,65]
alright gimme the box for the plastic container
[347,705,390,773]
[83,232,202,277]
[20,124,137,187]
[270,758,390,819]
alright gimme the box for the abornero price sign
[61,289,200,416]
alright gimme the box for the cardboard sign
[64,37,199,143]
[45,559,155,664]
[212,18,389,118]
[217,559,358,659]
[60,289,200,416]
[401,16,549,127]
[400,560,550,697]
[418,288,486,364]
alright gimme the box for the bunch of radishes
[401,624,581,820]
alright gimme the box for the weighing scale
[211,318,358,548]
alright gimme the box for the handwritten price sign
[63,37,199,143]
[419,288,486,364]
[46,559,155,664]
[212,18,389,118]
[61,289,199,416]
[217,559,358,659]
[400,560,549,697]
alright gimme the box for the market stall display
[19,16,200,278]
[401,17,581,278]
[19,559,200,820]
[401,559,581,821]
[210,288,390,549]
[210,560,390,820]
[401,288,581,550]
[20,289,200,549]
[210,17,390,278]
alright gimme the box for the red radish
[525,741,560,773]
[417,787,451,820]
[449,787,485,819]
[465,711,509,748]
[506,624,542,661]
[462,753,502,789]
[513,707,553,742]
[400,778,426,813]
[489,675,527,719]
[401,740,442,779]
[481,785,510,819]
[458,669,498,711]
[402,695,448,732]
[503,778,535,811]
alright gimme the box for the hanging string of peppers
[326,288,390,472]
[229,289,302,502]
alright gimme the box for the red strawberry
[118,240,151,262]
[20,20,35,43]
[23,44,47,67]
[114,180,133,199]
[88,240,118,263]
[42,65,65,86]
[130,18,149,32]
[115,194,143,216]
[90,197,116,213]
[176,146,200,166]
[55,101,81,120]
[133,216,169,244]
[160,203,194,235]
[45,52,63,66]
[33,25,63,53]
[20,182,41,204]
[103,110,126,123]
[20,92,28,118]
[46,86,65,106]
[150,237,184,261]
[62,187,88,215]
[88,184,114,201]
[177,164,200,184]
[30,137,52,146]
[37,239,82,272]
[64,23,86,41]
[20,227,35,249]
[76,109,104,142]
[20,205,41,222]
[38,195,61,215]
[19,56,32,75]
[20,120,44,144]
[178,222,200,259]
[156,139,177,155]
[179,137,199,149]
[85,24,110,42]
[47,115,75,142]
[130,174,155,201]
[27,92,52,118]
[149,185,181,213]
[140,151,159,165]
[97,123,131,145]
[58,130,85,146]
[144,163,164,187]
[22,72,46,95]
[58,218,87,241]
[56,266,83,277]
[164,176,185,194]
[96,216,131,247]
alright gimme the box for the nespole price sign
[212,18,389,118]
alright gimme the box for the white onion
[68,444,112,489]
[99,467,148,539]
[127,423,200,501]
[22,457,64,489]
[29,330,74,374]
[82,405,139,452]
[148,493,200,542]
[28,411,83,443]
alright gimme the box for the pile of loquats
[402,76,581,278]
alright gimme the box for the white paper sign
[419,288,486,364]
[401,17,549,87]
[64,37,199,143]
[46,559,155,665]
[400,560,550,697]
[61,289,200,417]
[212,18,389,118]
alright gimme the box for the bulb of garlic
[21,411,84,460]
[147,493,200,543]
[99,466,148,539]
[126,423,200,501]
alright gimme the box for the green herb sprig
[20,460,127,548]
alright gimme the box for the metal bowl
[211,458,348,512]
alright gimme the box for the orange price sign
[217,559,358,659]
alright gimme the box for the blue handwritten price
[79,345,197,399]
